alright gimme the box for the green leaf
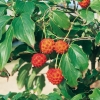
[95,32,100,45]
[11,59,25,75]
[12,44,34,56]
[12,13,35,47]
[0,15,11,40]
[29,94,38,100]
[50,0,65,4]
[0,68,10,78]
[2,92,12,100]
[0,25,13,70]
[79,10,94,24]
[50,20,66,37]
[36,75,45,94]
[90,0,100,11]
[0,7,6,16]
[36,2,49,15]
[60,53,81,87]
[48,92,62,100]
[14,1,35,15]
[0,0,6,5]
[68,44,88,72]
[27,70,36,89]
[71,94,82,100]
[58,81,74,99]
[17,64,31,89]
[89,88,100,100]
[12,93,23,100]
[51,10,71,29]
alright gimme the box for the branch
[73,0,76,11]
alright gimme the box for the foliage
[0,0,100,99]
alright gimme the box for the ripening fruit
[31,53,47,67]
[39,38,55,54]
[54,40,69,54]
[46,68,64,85]
[78,0,90,8]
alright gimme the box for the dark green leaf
[95,32,100,45]
[12,44,34,56]
[51,10,71,29]
[0,25,13,70]
[71,94,82,100]
[89,88,100,100]
[58,81,73,99]
[79,10,94,23]
[12,13,35,47]
[36,2,49,15]
[50,20,66,37]
[60,53,81,87]
[68,44,88,72]
[14,1,35,15]
[90,0,100,11]
[17,64,31,89]
[29,94,38,100]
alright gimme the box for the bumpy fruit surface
[54,40,69,54]
[78,0,90,8]
[31,53,47,67]
[39,38,55,54]
[47,68,64,85]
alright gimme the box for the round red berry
[78,0,90,8]
[39,38,55,54]
[31,53,47,67]
[54,40,69,54]
[47,68,64,85]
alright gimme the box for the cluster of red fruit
[31,38,69,85]
[78,0,90,8]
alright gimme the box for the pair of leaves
[60,44,88,87]
[0,1,36,70]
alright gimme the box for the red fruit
[39,38,55,54]
[78,0,90,8]
[54,40,69,54]
[47,68,64,85]
[31,53,47,67]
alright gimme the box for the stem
[63,16,78,41]
[90,41,99,69]
[73,0,76,11]
[55,54,59,68]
